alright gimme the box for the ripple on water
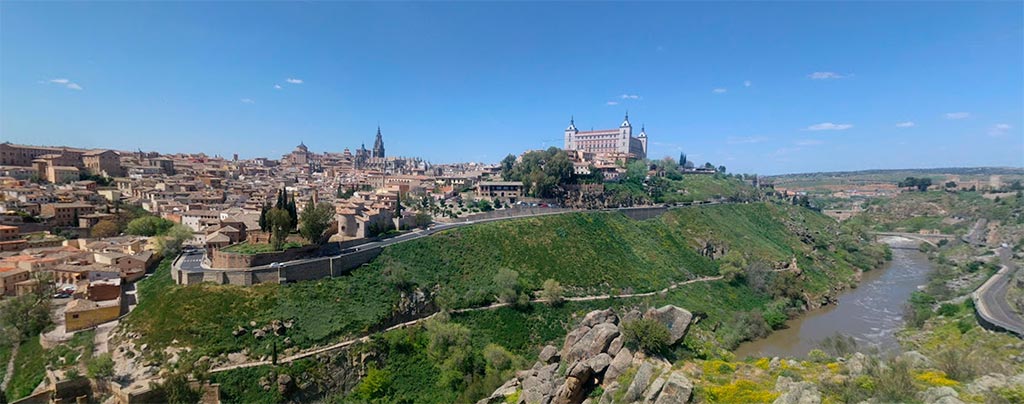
[734,244,935,358]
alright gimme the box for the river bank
[736,237,932,358]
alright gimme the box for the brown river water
[734,237,934,359]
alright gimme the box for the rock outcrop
[479,306,696,404]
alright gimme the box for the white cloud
[286,78,303,84]
[274,84,283,90]
[620,94,641,100]
[712,88,727,94]
[808,72,846,80]
[989,123,1012,136]
[726,136,767,144]
[895,121,915,128]
[806,122,853,131]
[46,78,83,90]
[743,80,751,87]
[606,101,619,106]
[241,98,255,104]
[945,112,970,120]
[795,139,824,146]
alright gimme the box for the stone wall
[210,244,319,268]
[177,246,382,286]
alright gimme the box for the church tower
[372,126,386,158]
[564,116,578,150]
[638,124,648,158]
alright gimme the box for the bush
[621,318,671,355]
[818,333,858,357]
[933,348,979,381]
[937,303,960,316]
[867,358,915,402]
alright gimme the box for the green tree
[624,160,648,186]
[298,200,333,245]
[266,208,292,250]
[126,216,175,236]
[258,203,269,232]
[493,268,527,306]
[500,154,517,180]
[154,224,194,257]
[0,290,52,343]
[540,279,564,306]
[90,220,120,238]
[679,152,688,167]
[719,250,747,282]
[87,353,114,380]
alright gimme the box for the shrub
[915,370,959,387]
[867,358,915,402]
[818,333,858,357]
[933,348,979,381]
[937,303,960,316]
[621,318,671,355]
[807,349,829,363]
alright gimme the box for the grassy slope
[661,174,758,203]
[126,203,869,360]
[199,203,886,403]
[5,337,45,402]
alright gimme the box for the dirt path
[1,343,19,392]
[208,275,724,374]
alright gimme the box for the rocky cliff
[478,306,696,404]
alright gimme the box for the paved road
[178,201,728,274]
[973,246,1024,338]
[962,219,988,246]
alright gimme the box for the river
[734,237,934,358]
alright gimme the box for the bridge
[871,232,956,248]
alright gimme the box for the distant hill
[766,167,1024,187]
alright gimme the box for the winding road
[973,246,1024,338]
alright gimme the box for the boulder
[539,345,560,364]
[643,375,667,403]
[966,373,1009,395]
[565,323,620,363]
[521,363,559,404]
[772,380,820,404]
[607,336,624,356]
[276,373,293,395]
[253,329,266,339]
[654,372,693,404]
[551,375,588,404]
[897,350,931,369]
[624,360,657,402]
[605,347,633,382]
[598,381,619,404]
[769,357,782,371]
[581,309,619,328]
[232,326,247,337]
[846,353,867,376]
[477,378,521,404]
[643,306,693,345]
[585,353,612,376]
[562,326,592,357]
[917,386,963,404]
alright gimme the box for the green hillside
[123,202,889,403]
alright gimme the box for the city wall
[175,246,382,286]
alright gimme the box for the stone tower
[372,126,385,158]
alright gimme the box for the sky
[1,2,1022,175]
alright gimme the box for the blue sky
[1,2,1021,175]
